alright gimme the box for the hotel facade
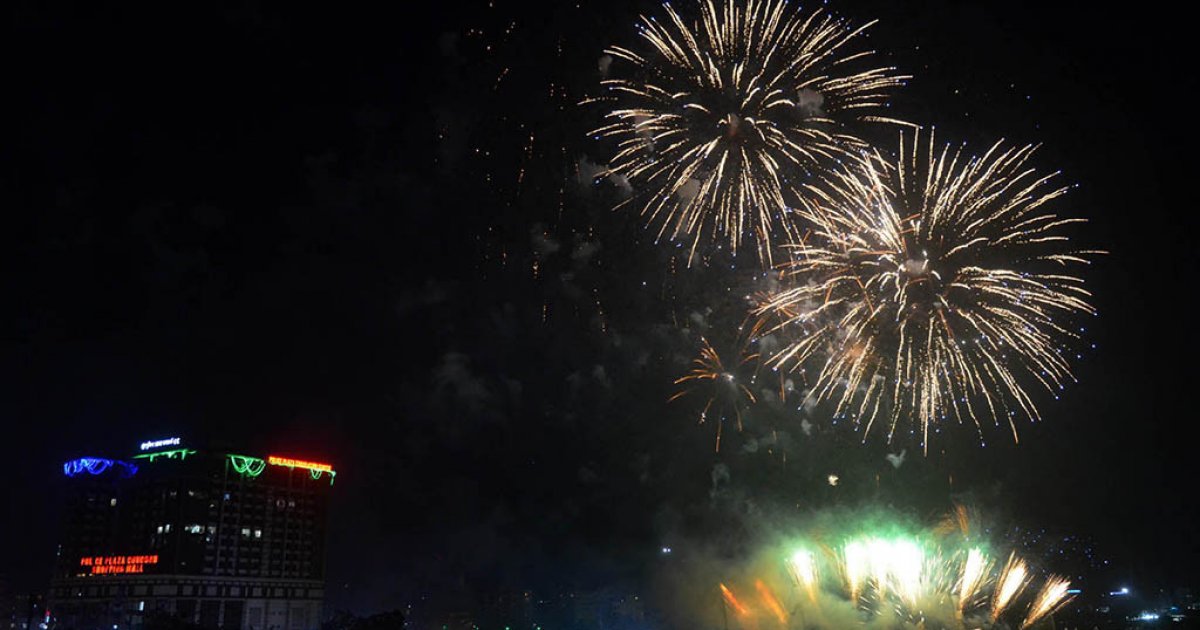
[49,439,335,630]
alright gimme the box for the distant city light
[661,546,672,554]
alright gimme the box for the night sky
[4,0,1197,617]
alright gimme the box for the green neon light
[228,454,266,478]
[308,469,337,485]
[132,448,197,463]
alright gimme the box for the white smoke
[530,223,561,256]
[598,54,613,77]
[607,171,633,196]
[575,155,607,188]
[433,352,491,412]
[796,88,825,117]
[675,177,701,202]
[572,240,602,264]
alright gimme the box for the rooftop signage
[267,456,333,473]
[139,437,181,451]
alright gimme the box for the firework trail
[588,0,907,265]
[992,553,1030,621]
[720,582,750,617]
[757,129,1098,450]
[957,547,990,616]
[787,549,820,603]
[1021,575,1073,629]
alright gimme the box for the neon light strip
[308,468,337,483]
[267,456,332,472]
[308,468,337,485]
[63,458,138,478]
[228,454,267,477]
[132,448,196,463]
[268,456,336,484]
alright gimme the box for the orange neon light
[79,555,159,575]
[267,456,333,472]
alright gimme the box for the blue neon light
[63,457,138,478]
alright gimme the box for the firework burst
[757,130,1098,449]
[588,0,907,265]
[669,337,760,452]
[715,509,1075,629]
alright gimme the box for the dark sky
[4,0,1197,615]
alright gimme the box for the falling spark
[591,0,908,265]
[758,129,1098,449]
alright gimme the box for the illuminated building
[48,438,335,630]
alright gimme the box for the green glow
[228,454,267,478]
[308,469,337,485]
[133,448,197,463]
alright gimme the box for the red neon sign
[267,456,333,472]
[79,555,159,575]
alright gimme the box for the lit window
[241,528,251,537]
[156,526,164,534]
[110,498,117,507]
[254,529,262,539]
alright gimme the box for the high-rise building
[48,438,336,630]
